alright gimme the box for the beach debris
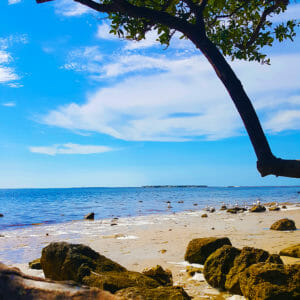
[84,212,95,220]
[224,247,283,295]
[28,258,42,270]
[270,218,297,231]
[184,237,232,264]
[0,213,3,217]
[142,265,173,286]
[239,263,300,300]
[201,213,208,218]
[279,244,300,258]
[203,245,241,290]
[0,262,117,300]
[220,205,227,210]
[41,242,161,293]
[269,206,280,211]
[249,204,266,213]
[186,266,203,277]
[159,249,167,254]
[115,286,191,299]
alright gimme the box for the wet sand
[0,204,299,299]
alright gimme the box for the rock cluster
[40,242,190,299]
[249,204,266,212]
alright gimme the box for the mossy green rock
[279,244,300,258]
[115,286,191,299]
[142,265,173,286]
[269,206,280,211]
[239,263,300,300]
[225,247,283,295]
[28,258,42,270]
[203,245,241,290]
[41,242,126,282]
[184,237,232,264]
[270,218,297,231]
[250,205,266,212]
[83,271,160,293]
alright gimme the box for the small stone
[159,249,167,254]
[193,203,198,206]
[250,205,266,212]
[29,258,42,270]
[84,212,94,220]
[220,205,227,210]
[201,214,208,218]
[279,244,300,258]
[0,213,3,217]
[282,205,287,209]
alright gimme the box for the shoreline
[0,203,299,299]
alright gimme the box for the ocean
[1,186,299,231]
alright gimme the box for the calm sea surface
[0,186,299,231]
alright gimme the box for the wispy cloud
[8,0,21,5]
[29,143,115,155]
[54,0,91,16]
[42,52,300,141]
[2,102,16,107]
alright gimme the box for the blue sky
[1,0,300,188]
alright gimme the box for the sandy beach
[0,204,299,299]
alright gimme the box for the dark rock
[239,263,300,300]
[0,262,116,300]
[0,213,3,217]
[227,208,237,214]
[84,213,95,220]
[29,258,42,270]
[203,245,241,290]
[225,247,283,295]
[142,265,172,286]
[178,201,184,203]
[41,242,160,293]
[184,237,232,264]
[279,244,300,258]
[282,205,287,209]
[220,205,227,210]
[115,286,191,299]
[210,208,215,213]
[250,205,266,212]
[270,218,297,231]
[201,214,208,218]
[269,206,280,211]
[193,203,198,206]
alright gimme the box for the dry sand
[0,204,299,299]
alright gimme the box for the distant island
[141,185,208,188]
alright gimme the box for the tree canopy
[37,0,300,179]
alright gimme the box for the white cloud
[29,143,115,155]
[8,0,21,5]
[2,102,16,107]
[96,23,118,41]
[54,0,91,16]
[63,46,103,74]
[42,52,300,141]
[271,4,300,23]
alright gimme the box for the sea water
[0,186,299,231]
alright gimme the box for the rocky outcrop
[279,244,300,258]
[184,237,232,264]
[203,245,241,290]
[115,286,191,299]
[0,263,116,300]
[270,218,297,231]
[239,263,300,300]
[250,205,266,212]
[84,213,95,220]
[224,247,283,295]
[41,242,161,294]
[142,265,172,286]
[29,258,42,270]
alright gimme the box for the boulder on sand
[225,247,283,295]
[269,206,280,211]
[279,244,300,258]
[84,212,95,220]
[41,242,160,293]
[142,265,173,286]
[270,218,297,231]
[250,205,266,212]
[184,237,232,264]
[201,213,208,218]
[203,245,241,290]
[115,286,191,299]
[239,263,300,300]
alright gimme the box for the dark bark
[36,0,300,178]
